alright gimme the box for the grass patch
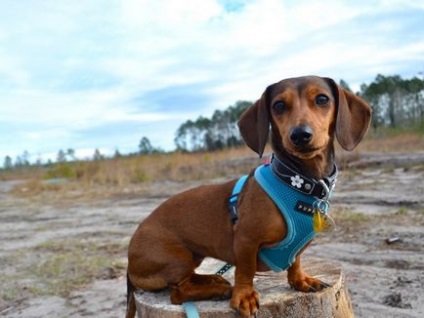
[333,208,373,224]
[14,238,128,298]
[44,163,76,179]
[396,207,408,216]
[11,179,67,197]
[359,129,424,152]
[7,147,262,197]
[0,235,128,304]
[0,284,20,301]
[31,251,111,296]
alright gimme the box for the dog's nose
[290,125,313,146]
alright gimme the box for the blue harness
[255,164,319,271]
[182,157,336,317]
[230,157,337,272]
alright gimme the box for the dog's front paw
[288,274,329,292]
[230,286,260,317]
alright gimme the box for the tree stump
[134,257,354,318]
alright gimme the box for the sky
[1,0,424,163]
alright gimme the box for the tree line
[3,139,164,170]
[359,74,424,129]
[3,73,424,169]
[174,74,424,152]
[174,101,252,152]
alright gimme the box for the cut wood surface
[134,257,353,318]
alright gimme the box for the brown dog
[126,76,371,317]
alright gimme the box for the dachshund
[126,75,371,317]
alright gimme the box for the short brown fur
[126,76,371,317]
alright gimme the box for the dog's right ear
[324,78,372,151]
[238,91,270,158]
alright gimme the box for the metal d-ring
[314,199,330,214]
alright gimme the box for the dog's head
[238,76,372,158]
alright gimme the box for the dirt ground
[1,152,423,318]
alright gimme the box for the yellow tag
[313,211,326,232]
[313,211,336,233]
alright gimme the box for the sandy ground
[0,152,423,318]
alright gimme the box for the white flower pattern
[290,175,304,188]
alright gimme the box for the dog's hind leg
[129,241,198,290]
[129,230,232,305]
[170,273,232,304]
[130,252,232,304]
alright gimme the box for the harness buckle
[228,201,239,223]
[317,179,331,200]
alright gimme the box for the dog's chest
[254,165,317,272]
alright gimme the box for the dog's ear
[238,90,270,158]
[324,78,372,151]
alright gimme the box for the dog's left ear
[238,90,270,158]
[324,78,372,151]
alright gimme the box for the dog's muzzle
[290,125,313,146]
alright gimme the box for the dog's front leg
[287,254,329,292]
[230,239,260,317]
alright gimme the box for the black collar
[270,154,338,200]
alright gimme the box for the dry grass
[30,238,127,297]
[0,237,127,301]
[8,147,263,198]
[359,128,424,152]
[3,130,424,198]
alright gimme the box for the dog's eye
[315,94,329,106]
[272,101,287,114]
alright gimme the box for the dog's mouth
[296,144,320,153]
[286,143,324,159]
[279,133,329,160]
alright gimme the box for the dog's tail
[126,272,136,318]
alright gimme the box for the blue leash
[182,176,248,318]
[181,263,233,318]
[182,301,200,318]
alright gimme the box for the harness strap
[182,262,235,318]
[215,263,233,276]
[228,175,249,223]
[182,177,248,318]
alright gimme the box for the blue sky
[1,0,424,163]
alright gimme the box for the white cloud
[0,53,30,86]
[0,0,423,162]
